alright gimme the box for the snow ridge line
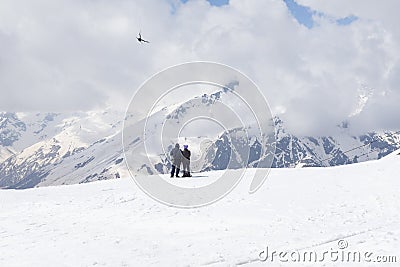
[300,226,381,251]
[233,226,386,266]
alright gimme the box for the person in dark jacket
[170,143,182,178]
[181,144,192,177]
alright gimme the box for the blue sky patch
[283,0,315,28]
[207,0,229,6]
[336,15,358,26]
[180,0,229,7]
[283,0,357,28]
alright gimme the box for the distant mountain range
[1,97,399,189]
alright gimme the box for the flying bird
[137,32,149,43]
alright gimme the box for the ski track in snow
[1,152,400,266]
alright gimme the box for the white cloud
[0,0,399,135]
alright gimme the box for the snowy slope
[1,150,399,266]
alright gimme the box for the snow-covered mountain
[0,110,127,189]
[1,94,399,189]
[271,118,400,168]
[185,117,400,171]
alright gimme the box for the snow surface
[1,151,400,266]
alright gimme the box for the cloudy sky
[0,0,399,135]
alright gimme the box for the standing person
[181,144,192,177]
[170,143,182,178]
